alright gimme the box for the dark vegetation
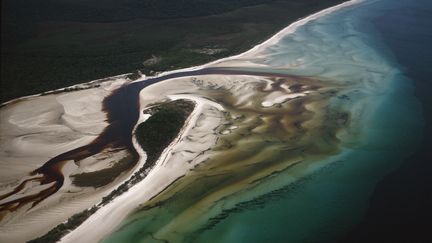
[28,206,98,243]
[71,155,134,188]
[3,0,308,21]
[99,99,195,206]
[1,0,345,102]
[28,99,195,243]
[135,100,195,162]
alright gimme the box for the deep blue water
[194,0,432,242]
[344,0,432,242]
[103,0,432,242]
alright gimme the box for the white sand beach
[0,0,362,242]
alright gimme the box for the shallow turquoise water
[103,0,427,242]
[193,76,423,243]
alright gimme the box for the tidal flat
[1,0,431,242]
[1,0,346,102]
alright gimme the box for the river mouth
[0,68,344,214]
[1,0,429,242]
[102,0,427,242]
[100,67,398,243]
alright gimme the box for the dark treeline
[3,0,280,22]
[1,0,345,102]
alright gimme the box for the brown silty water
[0,68,352,225]
[99,72,355,242]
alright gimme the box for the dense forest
[3,0,283,22]
[1,0,345,102]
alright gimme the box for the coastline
[150,0,361,74]
[60,84,226,243]
[56,1,362,242]
[0,0,359,109]
[0,0,361,242]
[0,74,133,108]
[96,0,430,242]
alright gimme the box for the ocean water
[102,0,430,242]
